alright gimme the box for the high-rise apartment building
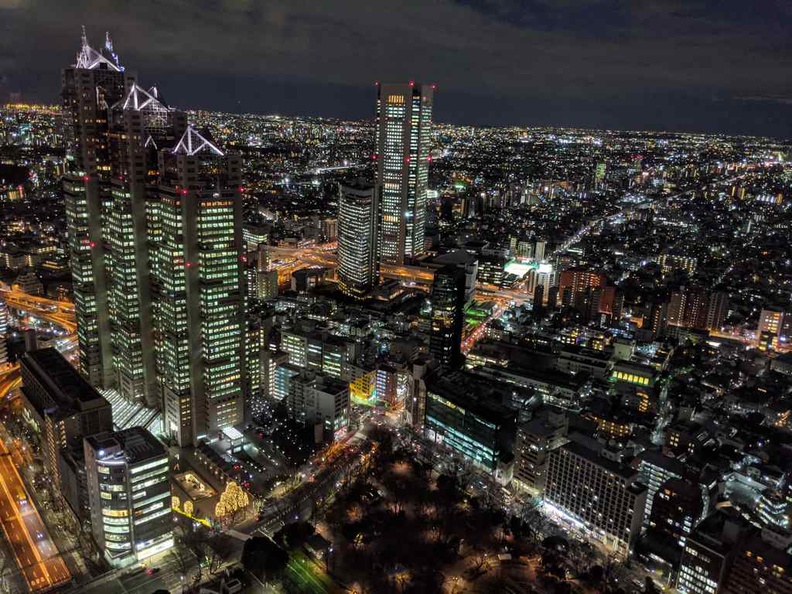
[337,180,379,298]
[151,127,246,446]
[375,83,434,265]
[558,268,606,305]
[428,265,466,367]
[84,427,173,566]
[545,441,647,558]
[62,30,134,388]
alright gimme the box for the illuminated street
[0,434,70,591]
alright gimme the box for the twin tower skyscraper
[337,82,434,298]
[62,30,245,446]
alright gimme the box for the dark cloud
[1,0,790,136]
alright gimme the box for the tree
[241,537,288,581]
[215,481,250,526]
[168,547,192,591]
[274,521,315,549]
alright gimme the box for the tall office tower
[375,82,434,265]
[84,427,173,566]
[337,180,379,298]
[106,84,187,405]
[428,265,466,367]
[150,127,246,446]
[62,29,135,388]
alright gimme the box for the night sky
[1,0,791,136]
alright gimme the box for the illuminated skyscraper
[62,29,134,388]
[63,31,189,406]
[106,84,187,405]
[337,180,378,298]
[150,127,246,446]
[375,82,434,265]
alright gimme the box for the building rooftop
[21,348,109,412]
[561,440,642,483]
[86,426,166,466]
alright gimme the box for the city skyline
[0,5,790,593]
[1,1,791,137]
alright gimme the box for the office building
[428,265,466,367]
[150,126,246,446]
[722,530,792,594]
[375,82,434,264]
[337,180,379,298]
[273,361,301,403]
[545,441,647,558]
[286,370,350,442]
[19,348,113,490]
[759,308,787,340]
[647,478,706,554]
[677,510,751,594]
[106,83,187,405]
[513,410,568,496]
[84,427,173,566]
[62,29,134,388]
[424,372,517,475]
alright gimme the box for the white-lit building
[337,180,378,298]
[375,82,434,265]
[545,441,647,558]
[84,427,173,566]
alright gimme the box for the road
[252,437,374,536]
[0,436,70,591]
[1,289,77,333]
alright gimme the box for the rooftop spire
[105,31,113,53]
[81,25,88,49]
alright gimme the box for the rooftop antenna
[105,31,113,53]
[81,25,88,49]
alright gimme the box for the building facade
[150,127,246,446]
[428,265,466,367]
[84,427,173,566]
[337,180,379,298]
[545,442,647,558]
[62,30,134,388]
[375,82,433,265]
